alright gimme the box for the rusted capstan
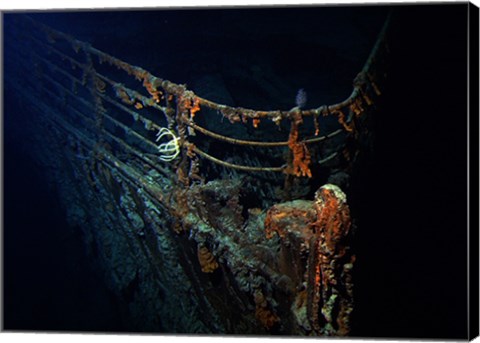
[265,184,354,336]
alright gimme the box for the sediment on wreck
[3,10,390,335]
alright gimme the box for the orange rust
[142,77,162,103]
[361,90,373,105]
[248,207,262,216]
[115,87,135,105]
[181,96,201,118]
[264,209,276,239]
[176,166,189,187]
[315,188,351,256]
[197,245,219,273]
[276,212,289,219]
[314,115,320,136]
[264,202,317,241]
[190,97,201,118]
[255,306,279,330]
[186,142,196,159]
[172,220,183,234]
[135,69,148,82]
[134,102,143,110]
[350,102,362,116]
[241,113,248,124]
[314,262,321,285]
[294,289,308,309]
[287,116,312,178]
[254,290,279,330]
[334,109,354,133]
[355,97,365,113]
[252,118,261,128]
[371,81,381,96]
[264,185,354,335]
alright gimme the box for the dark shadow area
[3,91,125,332]
[350,4,468,339]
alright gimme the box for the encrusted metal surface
[4,12,389,334]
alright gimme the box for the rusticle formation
[265,184,354,336]
[4,11,389,334]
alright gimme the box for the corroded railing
[11,13,389,179]
[4,11,390,335]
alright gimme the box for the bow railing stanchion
[16,12,390,185]
[5,11,391,335]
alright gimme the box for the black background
[351,4,469,339]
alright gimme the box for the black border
[468,1,480,340]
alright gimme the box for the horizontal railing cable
[10,13,389,174]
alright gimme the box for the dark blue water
[3,90,126,332]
